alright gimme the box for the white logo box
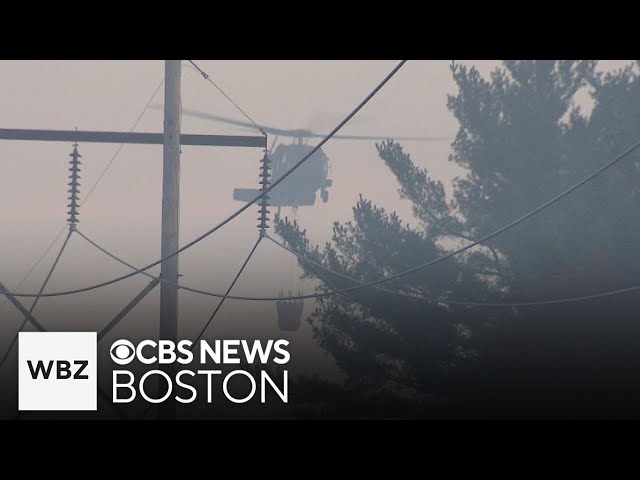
[18,332,97,411]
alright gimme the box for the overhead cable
[77,228,640,306]
[0,230,73,371]
[264,234,640,306]
[194,236,263,344]
[82,77,165,206]
[0,60,408,299]
[187,60,265,136]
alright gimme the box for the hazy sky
[0,60,632,381]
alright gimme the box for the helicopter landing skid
[233,188,317,207]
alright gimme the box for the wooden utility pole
[159,60,181,420]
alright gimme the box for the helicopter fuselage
[234,143,331,207]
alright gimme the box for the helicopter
[175,108,449,332]
[179,108,448,208]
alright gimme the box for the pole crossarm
[0,128,266,148]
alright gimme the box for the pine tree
[278,60,640,418]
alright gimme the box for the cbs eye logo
[110,339,136,365]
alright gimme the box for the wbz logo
[18,332,97,411]
[27,359,89,380]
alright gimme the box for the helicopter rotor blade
[317,133,451,142]
[180,109,259,130]
[294,130,452,141]
[150,105,258,130]
[164,107,297,136]
[171,107,451,142]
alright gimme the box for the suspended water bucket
[276,291,304,332]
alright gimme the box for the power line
[77,226,640,307]
[81,77,165,206]
[76,229,157,279]
[0,230,73,371]
[187,60,265,136]
[0,60,408,299]
[15,230,72,328]
[265,233,425,298]
[194,236,262,344]
[0,224,66,307]
[264,234,640,307]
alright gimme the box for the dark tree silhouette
[278,60,640,418]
